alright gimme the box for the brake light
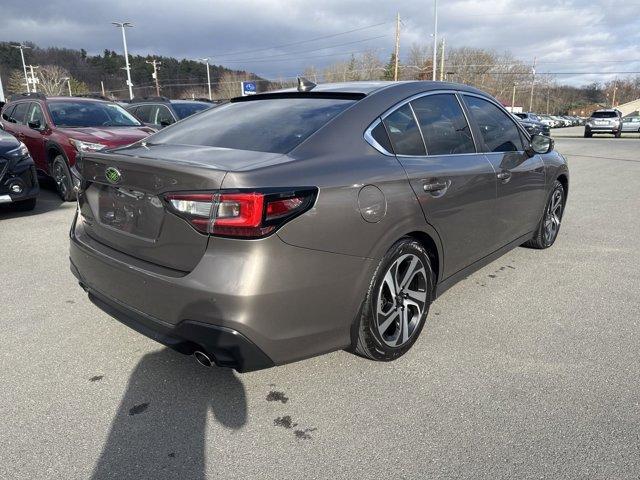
[163,188,316,238]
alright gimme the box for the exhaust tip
[193,350,213,368]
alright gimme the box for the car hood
[0,129,21,152]
[56,126,155,147]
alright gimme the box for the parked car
[538,115,557,128]
[621,116,640,133]
[70,80,569,372]
[0,129,39,211]
[584,109,623,138]
[125,97,213,129]
[0,93,155,201]
[514,112,550,136]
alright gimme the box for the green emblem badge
[105,167,122,184]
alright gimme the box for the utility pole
[393,13,401,81]
[511,82,517,112]
[13,44,31,93]
[611,80,618,108]
[198,58,212,101]
[439,37,446,81]
[146,59,162,96]
[112,21,134,100]
[546,86,550,114]
[27,65,39,93]
[528,56,536,112]
[431,0,438,81]
[101,81,106,97]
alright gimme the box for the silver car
[584,109,623,137]
[70,80,569,371]
[621,116,640,133]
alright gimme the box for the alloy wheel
[544,188,563,245]
[53,161,68,198]
[376,254,428,347]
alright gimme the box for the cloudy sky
[1,0,639,86]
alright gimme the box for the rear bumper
[70,271,274,372]
[585,126,619,133]
[69,211,374,370]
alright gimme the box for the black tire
[354,238,434,361]
[584,130,592,138]
[51,155,76,202]
[12,197,37,211]
[614,130,622,138]
[523,180,565,249]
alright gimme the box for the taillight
[163,188,317,238]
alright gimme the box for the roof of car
[269,80,487,97]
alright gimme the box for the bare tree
[215,72,250,100]
[37,65,71,95]
[7,69,28,94]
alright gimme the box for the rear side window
[382,104,426,156]
[463,96,524,152]
[369,121,394,153]
[150,97,356,154]
[411,94,475,155]
[134,104,154,123]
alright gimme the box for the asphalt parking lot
[1,126,639,479]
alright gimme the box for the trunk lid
[76,146,233,272]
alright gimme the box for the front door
[461,94,547,243]
[383,93,498,279]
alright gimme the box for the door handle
[422,180,449,193]
[496,171,512,182]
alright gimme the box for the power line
[211,21,389,58]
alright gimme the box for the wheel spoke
[397,256,418,290]
[378,309,399,334]
[382,269,397,298]
[405,290,426,309]
[398,308,410,345]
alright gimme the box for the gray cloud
[1,0,639,85]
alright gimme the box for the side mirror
[28,119,42,130]
[529,133,553,155]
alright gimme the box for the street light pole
[13,44,31,93]
[27,65,39,93]
[431,0,438,81]
[112,21,134,100]
[511,82,517,112]
[528,57,536,112]
[199,58,212,101]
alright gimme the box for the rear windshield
[172,102,211,119]
[591,111,618,118]
[48,101,142,127]
[149,97,356,153]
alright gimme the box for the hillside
[0,41,267,99]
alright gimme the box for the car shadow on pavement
[90,348,247,480]
[0,182,64,218]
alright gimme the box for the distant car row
[584,109,640,138]
[0,93,213,208]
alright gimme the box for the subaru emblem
[105,166,122,184]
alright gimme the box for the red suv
[0,94,155,201]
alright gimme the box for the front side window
[411,94,475,155]
[2,104,16,122]
[11,103,29,125]
[382,104,426,156]
[48,101,142,127]
[464,95,524,152]
[155,105,175,125]
[149,97,357,154]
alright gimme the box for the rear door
[384,92,498,278]
[462,94,546,244]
